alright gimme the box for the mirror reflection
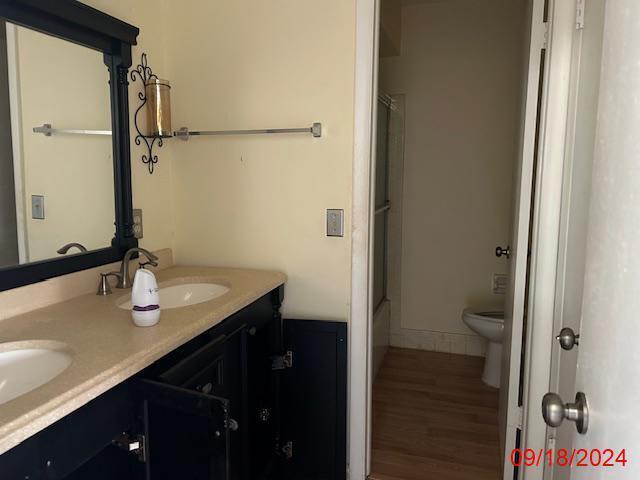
[0,20,114,268]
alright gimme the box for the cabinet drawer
[157,334,226,386]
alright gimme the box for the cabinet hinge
[282,440,293,459]
[258,407,272,423]
[576,0,585,29]
[516,405,523,429]
[542,21,549,49]
[546,434,557,453]
[112,433,146,462]
[271,350,293,370]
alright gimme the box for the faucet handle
[139,259,158,269]
[97,272,122,296]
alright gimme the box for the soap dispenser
[130,268,160,327]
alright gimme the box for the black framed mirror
[0,0,139,291]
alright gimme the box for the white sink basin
[118,282,230,310]
[0,342,72,405]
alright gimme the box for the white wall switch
[31,195,45,220]
[327,209,344,237]
[492,273,508,294]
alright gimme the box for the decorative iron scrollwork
[130,53,162,174]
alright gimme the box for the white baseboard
[390,329,487,357]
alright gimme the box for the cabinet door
[0,438,44,480]
[136,379,229,480]
[281,319,348,480]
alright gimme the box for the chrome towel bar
[33,123,112,136]
[32,122,323,140]
[174,122,322,140]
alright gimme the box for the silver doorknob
[556,327,580,350]
[496,246,511,259]
[542,392,589,434]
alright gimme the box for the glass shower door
[373,97,391,311]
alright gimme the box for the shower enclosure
[372,93,404,377]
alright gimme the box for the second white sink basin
[0,342,72,405]
[119,282,230,310]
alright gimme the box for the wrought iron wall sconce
[130,53,172,174]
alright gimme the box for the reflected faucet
[57,243,88,254]
[116,248,159,289]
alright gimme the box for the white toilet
[462,309,504,388]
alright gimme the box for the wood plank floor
[369,347,501,480]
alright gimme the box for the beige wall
[80,0,356,321]
[163,1,356,321]
[380,0,525,353]
[14,26,114,261]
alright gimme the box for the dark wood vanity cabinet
[136,288,282,480]
[0,286,347,480]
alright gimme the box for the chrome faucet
[97,248,159,294]
[57,242,87,254]
[116,248,159,289]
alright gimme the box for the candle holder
[130,53,171,174]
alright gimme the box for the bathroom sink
[118,282,230,310]
[0,342,72,405]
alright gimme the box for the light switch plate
[133,208,143,239]
[31,195,45,219]
[327,209,344,237]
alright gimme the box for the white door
[500,0,547,477]
[545,2,606,479]
[568,1,640,478]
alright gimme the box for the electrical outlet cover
[133,208,143,239]
[492,273,509,294]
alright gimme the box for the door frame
[520,1,577,478]
[544,1,606,478]
[349,0,578,479]
[349,0,378,478]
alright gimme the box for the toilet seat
[462,309,504,323]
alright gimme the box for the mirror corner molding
[0,0,140,292]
